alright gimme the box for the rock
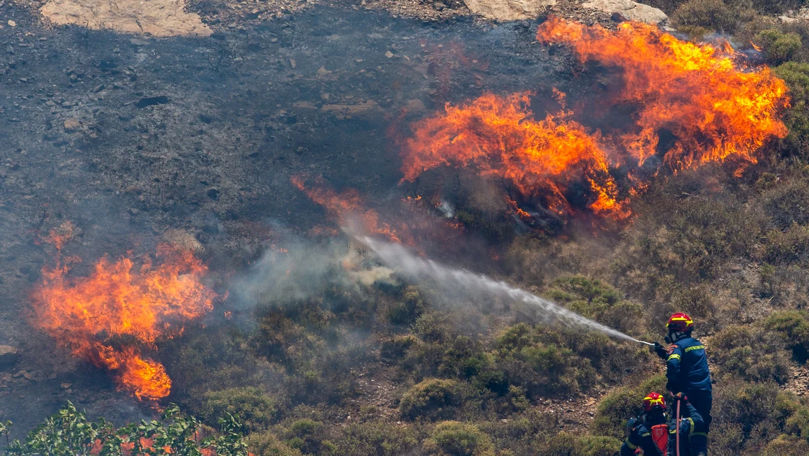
[582,0,667,24]
[462,0,556,21]
[63,117,81,131]
[7,20,16,27]
[39,0,211,37]
[0,345,19,368]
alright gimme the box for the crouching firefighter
[620,392,669,456]
[620,392,708,456]
[653,312,713,432]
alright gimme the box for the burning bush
[402,18,789,230]
[33,244,216,400]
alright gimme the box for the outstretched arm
[665,344,684,392]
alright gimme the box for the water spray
[356,235,654,347]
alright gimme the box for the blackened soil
[0,2,569,436]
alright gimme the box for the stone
[7,20,16,27]
[0,345,20,368]
[462,0,556,21]
[582,0,667,24]
[39,0,211,37]
[63,118,81,131]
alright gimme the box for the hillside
[2,0,809,455]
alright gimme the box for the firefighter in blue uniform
[620,391,669,455]
[654,312,713,433]
[620,392,708,456]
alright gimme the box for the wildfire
[401,18,788,224]
[401,92,628,218]
[536,16,789,170]
[292,175,408,242]
[34,243,216,400]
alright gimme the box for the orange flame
[536,17,789,170]
[34,244,216,400]
[401,92,628,218]
[292,176,407,242]
[401,18,788,224]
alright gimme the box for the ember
[34,243,216,400]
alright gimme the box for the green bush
[424,421,494,456]
[380,335,417,363]
[399,378,464,421]
[284,419,336,455]
[547,276,643,333]
[710,324,791,383]
[572,435,622,456]
[775,62,809,160]
[247,430,304,456]
[201,387,279,432]
[333,421,418,456]
[764,224,809,263]
[761,178,809,230]
[765,310,809,361]
[755,29,802,65]
[671,0,743,34]
[762,434,809,456]
[713,382,781,450]
[387,286,425,325]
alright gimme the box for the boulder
[462,0,557,21]
[582,0,667,24]
[40,0,212,37]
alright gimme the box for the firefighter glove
[653,341,667,360]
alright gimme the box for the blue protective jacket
[619,412,667,456]
[666,336,712,393]
[619,402,707,456]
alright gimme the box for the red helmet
[643,391,666,412]
[666,312,693,332]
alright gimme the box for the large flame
[401,18,789,222]
[401,92,627,218]
[536,16,789,170]
[34,244,215,400]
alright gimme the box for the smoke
[357,234,649,345]
[227,232,391,312]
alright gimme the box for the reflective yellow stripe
[685,345,705,352]
[667,354,681,361]
[624,439,637,449]
[691,432,708,437]
[641,433,650,437]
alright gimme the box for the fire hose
[675,395,681,456]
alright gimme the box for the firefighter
[620,392,708,456]
[620,391,669,456]
[668,393,708,456]
[653,312,713,431]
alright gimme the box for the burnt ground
[0,1,579,438]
